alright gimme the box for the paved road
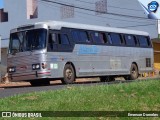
[0,78,159,98]
[0,81,106,98]
[0,83,67,98]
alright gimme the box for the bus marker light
[50,63,54,69]
[50,63,58,69]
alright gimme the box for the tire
[61,64,75,84]
[100,76,115,82]
[128,64,138,80]
[30,80,50,86]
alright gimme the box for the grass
[0,80,160,120]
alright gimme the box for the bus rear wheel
[62,64,75,84]
[128,64,138,80]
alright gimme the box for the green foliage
[0,80,160,120]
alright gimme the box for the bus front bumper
[8,71,51,82]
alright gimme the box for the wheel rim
[65,68,73,80]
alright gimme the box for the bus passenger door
[48,31,72,52]
[47,32,58,52]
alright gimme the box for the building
[0,0,159,79]
[152,20,160,73]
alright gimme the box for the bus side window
[72,30,90,43]
[72,30,79,43]
[91,32,106,44]
[138,36,150,47]
[48,33,57,50]
[124,34,136,46]
[59,34,70,45]
[110,33,122,45]
[79,31,90,43]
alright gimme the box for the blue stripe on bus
[78,45,100,55]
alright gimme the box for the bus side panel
[74,45,131,77]
[46,45,153,79]
[47,52,68,78]
[137,48,154,73]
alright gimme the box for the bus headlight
[8,67,16,73]
[36,64,40,69]
[32,64,40,70]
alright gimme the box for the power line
[40,0,114,24]
[39,0,156,28]
[75,0,143,11]
[74,0,95,4]
[41,0,149,19]
[39,0,153,23]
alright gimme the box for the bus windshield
[9,29,47,54]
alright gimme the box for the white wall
[0,0,158,49]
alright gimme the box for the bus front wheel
[62,64,75,84]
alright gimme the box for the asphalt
[0,80,104,98]
[0,83,66,98]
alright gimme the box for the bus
[8,21,154,86]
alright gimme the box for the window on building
[0,9,8,22]
[95,0,107,15]
[27,0,38,19]
[61,5,74,19]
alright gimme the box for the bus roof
[12,21,149,36]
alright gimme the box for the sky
[0,0,3,9]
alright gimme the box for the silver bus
[8,21,154,86]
